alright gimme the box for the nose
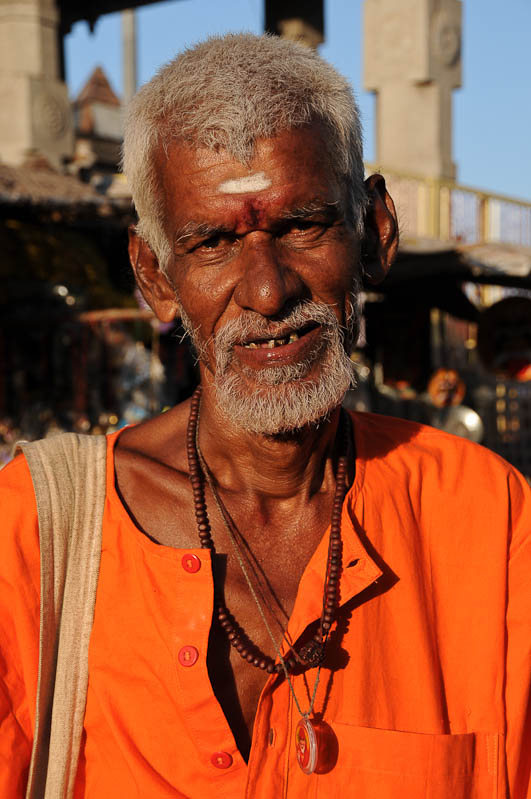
[233,233,305,317]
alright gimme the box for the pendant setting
[295,716,339,775]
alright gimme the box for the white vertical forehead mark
[217,171,272,194]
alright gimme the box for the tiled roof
[0,158,131,212]
[0,160,101,205]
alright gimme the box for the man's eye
[199,234,224,250]
[290,220,318,233]
[283,220,326,242]
[190,234,236,254]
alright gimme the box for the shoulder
[0,452,38,521]
[352,410,518,475]
[351,411,530,519]
[348,414,531,589]
[0,453,40,619]
[0,455,40,756]
[0,452,40,570]
[0,430,110,566]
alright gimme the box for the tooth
[289,333,299,343]
[247,342,258,349]
[265,339,275,349]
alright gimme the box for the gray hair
[122,32,367,272]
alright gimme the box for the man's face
[159,123,360,433]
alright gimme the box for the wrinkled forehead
[156,121,336,181]
[154,115,334,163]
[153,123,344,225]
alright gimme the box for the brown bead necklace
[186,385,350,676]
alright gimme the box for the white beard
[180,295,359,435]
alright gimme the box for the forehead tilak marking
[217,172,272,194]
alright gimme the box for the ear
[361,174,399,284]
[128,226,180,323]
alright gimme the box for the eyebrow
[279,200,341,221]
[173,221,231,247]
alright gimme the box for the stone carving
[34,91,68,139]
[433,12,461,67]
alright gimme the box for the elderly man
[1,33,530,799]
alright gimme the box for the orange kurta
[0,413,530,798]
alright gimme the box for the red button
[178,646,199,667]
[182,553,201,573]
[211,751,233,769]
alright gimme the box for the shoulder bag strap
[18,433,107,799]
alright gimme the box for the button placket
[176,554,203,668]
[243,679,284,793]
[173,549,242,777]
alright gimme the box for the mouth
[232,322,325,369]
[240,322,318,350]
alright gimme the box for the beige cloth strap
[18,433,107,799]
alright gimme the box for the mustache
[213,301,345,351]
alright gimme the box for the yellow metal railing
[365,164,531,248]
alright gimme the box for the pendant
[295,717,339,775]
[295,717,319,774]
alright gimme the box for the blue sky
[64,0,531,201]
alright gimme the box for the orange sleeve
[0,456,40,797]
[505,468,531,798]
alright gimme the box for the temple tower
[364,0,462,180]
[0,0,73,167]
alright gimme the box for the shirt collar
[285,491,382,648]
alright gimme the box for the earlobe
[127,225,180,323]
[361,174,399,285]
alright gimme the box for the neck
[196,376,344,502]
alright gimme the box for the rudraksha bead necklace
[186,385,350,675]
